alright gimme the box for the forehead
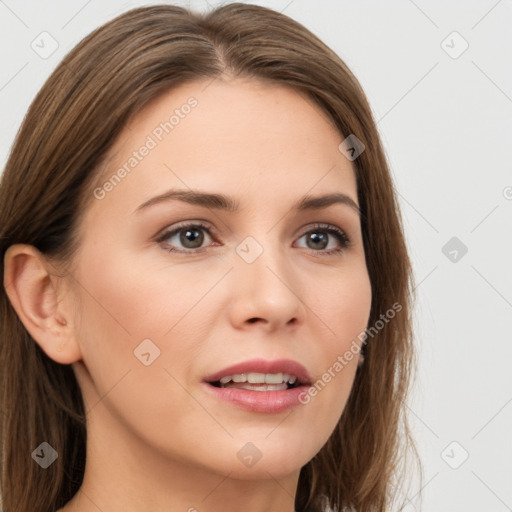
[89,77,358,217]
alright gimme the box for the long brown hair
[0,4,421,511]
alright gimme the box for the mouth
[202,358,312,413]
[208,371,303,391]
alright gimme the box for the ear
[3,244,82,364]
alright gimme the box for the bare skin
[4,76,372,512]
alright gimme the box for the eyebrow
[134,189,360,216]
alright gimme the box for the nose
[226,240,305,332]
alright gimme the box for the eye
[157,222,215,253]
[156,221,350,255]
[295,223,351,255]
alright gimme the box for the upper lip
[203,358,312,385]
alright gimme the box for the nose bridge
[236,232,286,286]
[230,232,304,326]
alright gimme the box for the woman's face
[67,77,372,479]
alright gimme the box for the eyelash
[156,222,351,256]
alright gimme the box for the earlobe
[3,244,82,365]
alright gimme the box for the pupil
[308,232,327,250]
[180,228,204,248]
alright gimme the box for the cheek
[301,263,372,423]
[70,248,222,409]
[73,248,213,340]
[70,254,213,454]
[312,261,372,346]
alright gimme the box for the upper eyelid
[156,221,214,240]
[158,221,348,236]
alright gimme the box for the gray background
[1,1,511,510]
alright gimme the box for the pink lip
[202,358,312,414]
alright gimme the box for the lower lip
[202,382,309,413]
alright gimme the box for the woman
[0,3,421,511]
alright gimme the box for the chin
[223,457,306,481]
[211,435,319,481]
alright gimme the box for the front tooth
[226,372,295,384]
[247,372,266,384]
[265,372,284,384]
